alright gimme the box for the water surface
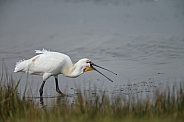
[0,0,184,104]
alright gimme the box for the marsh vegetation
[0,70,184,122]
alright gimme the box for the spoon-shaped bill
[90,62,117,82]
[93,67,114,82]
[90,62,117,75]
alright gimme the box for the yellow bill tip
[83,66,94,72]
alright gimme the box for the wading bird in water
[14,49,117,97]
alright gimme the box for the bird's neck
[63,62,83,78]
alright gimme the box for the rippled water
[0,0,184,105]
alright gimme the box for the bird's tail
[14,59,31,73]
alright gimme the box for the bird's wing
[28,53,66,75]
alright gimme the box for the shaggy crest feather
[35,48,50,54]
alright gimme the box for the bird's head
[77,58,117,82]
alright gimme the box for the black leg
[40,97,44,108]
[55,77,65,96]
[39,80,46,97]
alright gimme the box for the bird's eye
[86,61,91,64]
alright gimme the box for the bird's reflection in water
[39,94,75,108]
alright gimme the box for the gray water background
[0,0,184,104]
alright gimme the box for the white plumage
[14,49,116,97]
[15,49,74,80]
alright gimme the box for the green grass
[0,70,184,122]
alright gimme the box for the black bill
[90,62,117,82]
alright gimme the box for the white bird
[14,49,117,97]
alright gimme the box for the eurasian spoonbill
[14,49,117,97]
